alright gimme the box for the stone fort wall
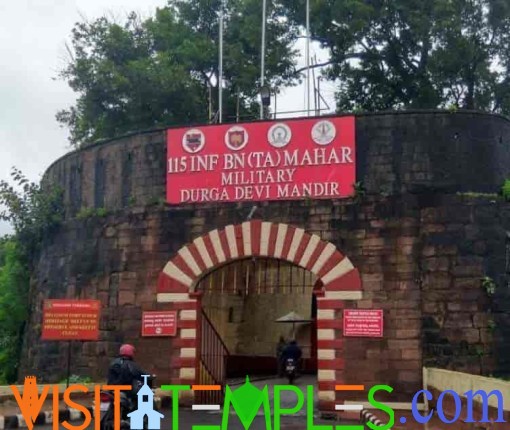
[20,111,510,402]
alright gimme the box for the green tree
[0,168,64,265]
[0,169,63,383]
[56,0,300,147]
[281,0,510,113]
[0,240,30,383]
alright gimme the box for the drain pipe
[423,366,429,412]
[423,367,430,430]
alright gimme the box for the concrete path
[218,374,318,418]
[34,408,353,430]
[0,383,96,397]
[2,379,504,429]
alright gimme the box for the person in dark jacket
[107,344,148,404]
[280,340,302,365]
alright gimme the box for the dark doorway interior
[197,257,319,378]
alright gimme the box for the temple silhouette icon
[127,375,163,430]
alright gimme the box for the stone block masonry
[20,111,510,406]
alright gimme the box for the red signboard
[166,116,356,204]
[343,309,383,337]
[41,300,100,341]
[142,311,177,337]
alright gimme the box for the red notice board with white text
[142,311,177,337]
[343,309,383,337]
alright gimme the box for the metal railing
[196,309,229,404]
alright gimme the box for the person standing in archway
[276,336,286,377]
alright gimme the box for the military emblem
[267,123,291,148]
[182,129,205,153]
[311,120,336,145]
[225,126,248,151]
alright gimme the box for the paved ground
[3,374,357,429]
[233,374,318,417]
[0,374,318,415]
[38,408,350,430]
[0,383,81,396]
[0,398,73,417]
[5,375,504,429]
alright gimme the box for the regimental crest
[225,126,248,151]
[182,129,205,153]
[311,120,336,145]
[267,123,291,148]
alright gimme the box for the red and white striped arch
[156,220,362,412]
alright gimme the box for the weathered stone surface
[19,112,510,395]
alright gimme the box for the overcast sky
[0,0,336,236]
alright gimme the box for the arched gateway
[156,220,362,412]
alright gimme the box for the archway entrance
[156,220,362,413]
[196,257,319,379]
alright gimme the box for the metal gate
[195,309,229,405]
[195,257,318,296]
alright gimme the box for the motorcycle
[284,358,297,384]
[98,375,157,430]
[98,390,130,430]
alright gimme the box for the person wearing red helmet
[106,343,148,401]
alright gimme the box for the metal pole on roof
[219,0,224,123]
[306,0,310,117]
[260,0,267,120]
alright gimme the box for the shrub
[502,179,510,201]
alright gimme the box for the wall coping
[424,367,510,411]
[42,109,510,183]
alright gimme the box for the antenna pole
[312,56,317,115]
[260,0,267,120]
[219,0,224,123]
[317,76,321,115]
[305,0,310,116]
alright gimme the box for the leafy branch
[352,181,366,203]
[501,179,510,201]
[481,276,496,296]
[0,168,64,265]
[0,168,64,383]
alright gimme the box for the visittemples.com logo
[10,376,506,430]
